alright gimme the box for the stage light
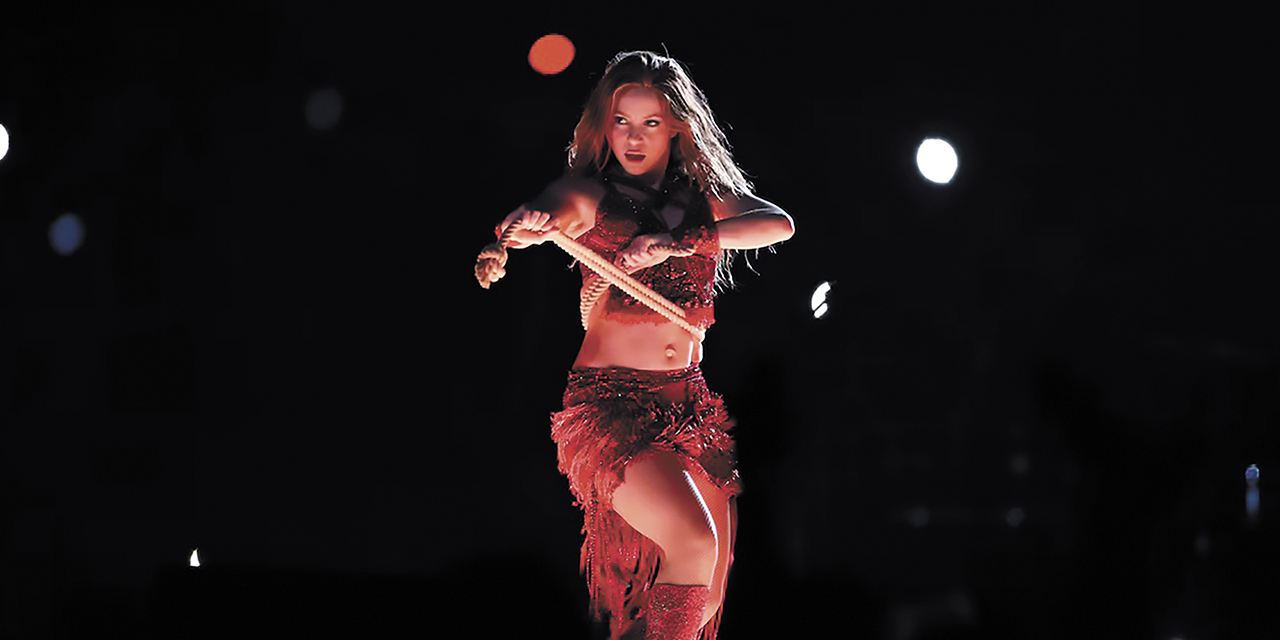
[529,34,575,75]
[810,281,831,319]
[306,88,344,132]
[49,213,85,256]
[916,137,958,184]
[189,548,201,567]
[0,123,9,162]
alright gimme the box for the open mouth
[624,152,645,162]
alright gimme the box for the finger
[526,211,549,231]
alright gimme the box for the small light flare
[529,34,575,75]
[0,123,9,162]
[916,137,958,184]
[49,213,86,256]
[811,281,831,319]
[189,548,201,567]
[906,506,930,528]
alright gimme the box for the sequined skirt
[550,365,741,639]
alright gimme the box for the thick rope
[475,222,704,341]
[546,231,704,341]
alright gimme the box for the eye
[646,120,660,127]
[614,116,627,125]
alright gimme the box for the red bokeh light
[529,34,575,75]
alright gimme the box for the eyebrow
[614,111,665,119]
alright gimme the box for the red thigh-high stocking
[645,583,710,640]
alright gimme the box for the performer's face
[607,85,677,185]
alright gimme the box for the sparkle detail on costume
[645,583,710,640]
[575,171,720,330]
[550,365,741,640]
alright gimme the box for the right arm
[496,176,602,248]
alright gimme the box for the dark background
[1,2,1276,639]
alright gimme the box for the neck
[607,163,670,191]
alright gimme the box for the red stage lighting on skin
[529,34,575,75]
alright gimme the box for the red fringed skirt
[550,365,742,640]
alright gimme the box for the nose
[626,125,644,140]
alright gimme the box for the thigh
[611,451,716,550]
[686,463,732,570]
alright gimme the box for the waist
[574,317,705,371]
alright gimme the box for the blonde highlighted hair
[567,51,753,200]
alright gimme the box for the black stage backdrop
[1,3,1276,639]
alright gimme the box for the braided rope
[474,222,704,341]
[577,242,693,330]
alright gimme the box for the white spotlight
[810,281,832,319]
[189,548,201,567]
[0,123,9,162]
[48,213,86,256]
[305,88,344,131]
[916,138,958,184]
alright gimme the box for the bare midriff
[573,306,704,371]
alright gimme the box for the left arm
[710,193,795,250]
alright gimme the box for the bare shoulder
[531,176,605,238]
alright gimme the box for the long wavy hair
[567,51,752,199]
[567,51,753,288]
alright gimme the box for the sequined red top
[576,171,720,330]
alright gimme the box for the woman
[491,51,793,640]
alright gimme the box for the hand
[616,233,674,273]
[496,205,557,249]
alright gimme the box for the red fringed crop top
[575,170,720,330]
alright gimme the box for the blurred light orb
[189,548,201,567]
[810,281,831,319]
[49,213,86,256]
[305,88,344,131]
[0,123,9,162]
[529,34,575,75]
[1011,452,1030,476]
[906,507,930,527]
[916,137,958,184]
[1006,507,1025,528]
[1246,463,1260,483]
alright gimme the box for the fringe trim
[549,366,741,640]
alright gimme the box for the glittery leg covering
[644,583,710,640]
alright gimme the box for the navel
[664,345,677,359]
